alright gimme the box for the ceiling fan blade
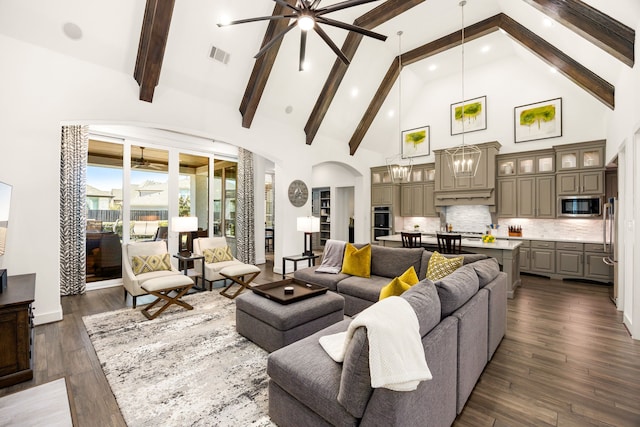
[299,31,307,71]
[315,0,382,16]
[217,15,294,27]
[254,22,298,59]
[273,0,301,12]
[317,16,387,41]
[314,25,350,65]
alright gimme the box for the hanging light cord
[460,0,466,147]
[398,30,403,148]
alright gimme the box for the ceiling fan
[132,147,166,170]
[218,0,388,70]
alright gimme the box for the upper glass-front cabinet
[498,151,554,176]
[556,145,604,170]
[371,167,391,184]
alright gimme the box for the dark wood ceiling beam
[305,0,425,145]
[500,14,614,109]
[522,0,634,67]
[134,0,175,103]
[349,12,615,155]
[240,0,297,129]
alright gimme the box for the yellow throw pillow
[379,266,419,300]
[426,251,463,281]
[203,246,234,264]
[341,243,371,278]
[131,253,171,275]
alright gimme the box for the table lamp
[171,216,198,256]
[297,216,320,257]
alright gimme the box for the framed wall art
[401,125,430,158]
[450,95,487,135]
[514,97,562,143]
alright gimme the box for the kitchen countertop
[378,234,522,250]
[403,231,604,245]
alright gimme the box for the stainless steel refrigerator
[603,198,617,304]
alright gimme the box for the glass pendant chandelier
[445,0,481,179]
[386,30,413,184]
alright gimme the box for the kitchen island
[377,234,522,298]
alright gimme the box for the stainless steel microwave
[558,195,602,217]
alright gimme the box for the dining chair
[401,232,422,248]
[436,233,462,254]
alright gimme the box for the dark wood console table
[0,273,35,387]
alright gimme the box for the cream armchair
[122,240,182,308]
[193,237,244,290]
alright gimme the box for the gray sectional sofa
[267,244,507,426]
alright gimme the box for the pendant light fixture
[386,30,413,184]
[445,0,481,179]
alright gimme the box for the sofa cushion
[401,279,441,337]
[379,266,419,300]
[337,275,390,303]
[370,246,424,279]
[341,243,371,278]
[435,264,480,317]
[203,246,233,264]
[294,266,350,292]
[458,253,490,265]
[131,253,171,275]
[426,251,463,281]
[473,258,501,288]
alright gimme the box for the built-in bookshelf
[312,187,330,249]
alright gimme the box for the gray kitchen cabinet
[434,141,500,194]
[517,175,555,218]
[556,141,604,171]
[557,171,604,195]
[530,240,555,274]
[423,183,436,217]
[497,178,517,217]
[401,184,424,217]
[519,240,531,272]
[556,242,585,277]
[372,185,395,205]
[584,243,613,282]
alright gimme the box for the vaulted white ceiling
[0,0,638,156]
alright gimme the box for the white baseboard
[34,305,63,325]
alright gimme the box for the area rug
[82,291,274,427]
[0,378,72,427]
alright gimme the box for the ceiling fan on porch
[132,147,166,171]
[218,0,388,70]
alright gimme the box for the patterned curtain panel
[60,125,88,295]
[236,148,255,264]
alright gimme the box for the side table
[282,254,320,279]
[173,253,205,291]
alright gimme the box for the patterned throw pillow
[426,251,463,281]
[203,246,234,264]
[341,243,371,278]
[131,253,171,275]
[379,266,420,300]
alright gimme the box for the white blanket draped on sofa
[319,296,432,391]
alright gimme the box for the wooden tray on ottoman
[252,278,328,304]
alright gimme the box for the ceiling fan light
[298,15,315,31]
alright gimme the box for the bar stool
[401,232,422,248]
[436,233,462,254]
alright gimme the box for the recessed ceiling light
[62,22,83,40]
[549,67,558,74]
[219,14,232,26]
[388,110,395,118]
[481,45,491,53]
[301,60,311,71]
[350,87,359,98]
[499,28,506,35]
[428,64,437,72]
[543,18,553,27]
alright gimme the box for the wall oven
[558,195,602,217]
[372,206,393,241]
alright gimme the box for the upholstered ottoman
[235,291,345,352]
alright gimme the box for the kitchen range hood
[433,141,500,211]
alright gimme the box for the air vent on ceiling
[209,45,230,64]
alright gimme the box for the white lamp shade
[171,216,198,232]
[297,216,320,233]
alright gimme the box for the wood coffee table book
[252,278,327,304]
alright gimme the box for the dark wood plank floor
[2,265,639,426]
